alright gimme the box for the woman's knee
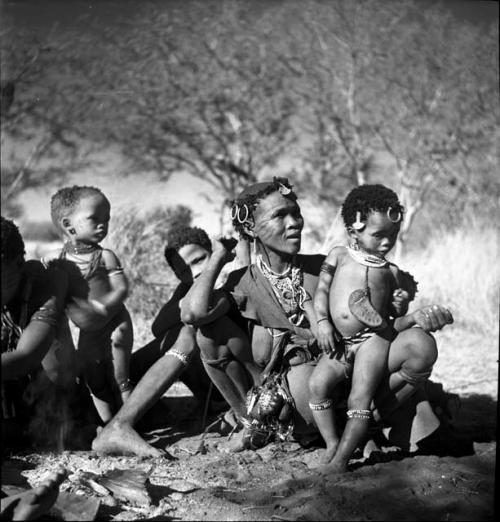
[408,329,438,369]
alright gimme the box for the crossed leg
[92,325,198,457]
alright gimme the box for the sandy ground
[2,388,496,522]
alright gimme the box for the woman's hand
[411,304,454,332]
[316,319,336,355]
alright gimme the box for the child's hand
[214,237,238,264]
[412,304,454,332]
[317,320,336,355]
[392,288,410,316]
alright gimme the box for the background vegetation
[1,0,498,393]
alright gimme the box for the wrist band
[118,379,133,393]
[317,317,329,324]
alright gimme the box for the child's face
[350,210,400,256]
[66,194,110,245]
[170,243,211,284]
[1,257,24,306]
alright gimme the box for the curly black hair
[1,216,25,261]
[164,226,212,266]
[50,185,108,231]
[230,177,297,240]
[341,184,404,227]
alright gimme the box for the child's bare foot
[319,442,339,465]
[316,459,349,475]
[92,420,174,458]
[220,428,251,453]
[1,468,67,520]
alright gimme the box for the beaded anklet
[346,409,372,419]
[309,399,333,411]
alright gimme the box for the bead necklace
[347,244,388,268]
[256,255,307,327]
[63,242,100,255]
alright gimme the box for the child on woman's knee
[45,186,133,423]
[310,184,418,471]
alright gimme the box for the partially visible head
[50,186,110,244]
[164,226,212,283]
[1,216,26,305]
[230,177,303,256]
[341,184,404,256]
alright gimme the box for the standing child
[45,186,133,424]
[309,184,452,472]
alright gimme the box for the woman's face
[252,191,304,257]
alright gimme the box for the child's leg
[308,356,348,463]
[83,358,116,424]
[325,334,389,473]
[110,307,134,405]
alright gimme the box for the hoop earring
[387,207,403,223]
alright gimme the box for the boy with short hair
[92,225,255,457]
[310,184,453,472]
[45,185,133,423]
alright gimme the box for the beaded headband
[230,177,295,232]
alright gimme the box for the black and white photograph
[1,0,497,520]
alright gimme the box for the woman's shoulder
[224,265,251,292]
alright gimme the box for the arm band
[320,262,336,276]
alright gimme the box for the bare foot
[316,460,348,475]
[362,438,380,459]
[1,468,67,520]
[92,420,174,458]
[318,442,339,465]
[220,428,251,453]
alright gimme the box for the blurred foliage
[104,204,193,321]
[21,220,59,242]
[1,0,498,248]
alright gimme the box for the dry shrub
[401,224,498,336]
[103,204,192,344]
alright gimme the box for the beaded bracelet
[320,262,336,276]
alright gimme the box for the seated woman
[180,177,455,454]
[1,216,109,450]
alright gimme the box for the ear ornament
[387,207,403,223]
[352,211,365,231]
[230,203,250,225]
[278,183,292,196]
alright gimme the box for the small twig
[177,446,196,455]
[242,504,277,511]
